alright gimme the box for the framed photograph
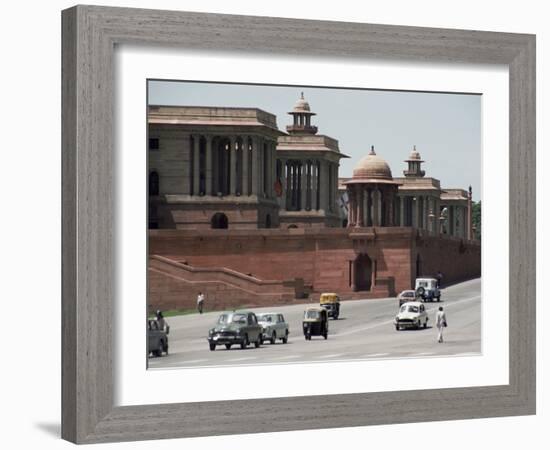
[62,5,535,444]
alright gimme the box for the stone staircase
[148,255,304,312]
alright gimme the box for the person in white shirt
[435,306,447,343]
[155,310,168,332]
[197,292,205,314]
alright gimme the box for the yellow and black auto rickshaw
[319,292,341,319]
[302,307,328,340]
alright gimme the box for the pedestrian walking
[197,292,205,314]
[435,306,447,343]
[155,310,169,332]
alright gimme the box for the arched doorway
[211,212,228,229]
[355,254,373,291]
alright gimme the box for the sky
[148,80,481,201]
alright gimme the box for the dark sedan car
[207,311,263,351]
[148,319,169,357]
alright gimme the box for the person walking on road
[155,310,169,332]
[197,292,205,314]
[435,306,447,343]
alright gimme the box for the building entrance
[355,254,373,291]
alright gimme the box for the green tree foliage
[472,201,481,240]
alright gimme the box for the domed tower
[277,92,349,228]
[345,146,400,227]
[403,145,425,177]
[286,92,318,135]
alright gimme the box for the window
[149,137,159,150]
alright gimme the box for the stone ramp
[148,255,304,312]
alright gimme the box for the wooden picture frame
[61,5,535,444]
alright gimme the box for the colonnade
[188,134,277,199]
[440,204,469,238]
[278,158,338,213]
[347,184,396,227]
[396,194,440,232]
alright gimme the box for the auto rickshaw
[302,307,328,340]
[319,292,341,319]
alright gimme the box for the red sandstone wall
[149,229,356,293]
[414,232,481,287]
[148,228,481,307]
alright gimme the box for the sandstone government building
[148,93,481,312]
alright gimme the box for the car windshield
[400,305,419,313]
[217,313,247,324]
[257,314,273,323]
[305,310,320,319]
[403,292,415,297]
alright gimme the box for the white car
[394,301,428,330]
[257,313,289,344]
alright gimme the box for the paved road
[149,278,481,369]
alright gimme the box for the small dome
[353,146,393,180]
[292,92,311,113]
[405,145,424,162]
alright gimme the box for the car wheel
[282,331,288,344]
[270,331,276,345]
[254,335,261,348]
[209,343,216,351]
[395,325,400,331]
[437,296,441,302]
[155,341,164,357]
[225,344,232,350]
[423,320,428,328]
[240,335,248,349]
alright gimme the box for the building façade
[147,94,480,312]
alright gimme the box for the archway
[265,214,272,229]
[355,254,373,291]
[211,212,229,229]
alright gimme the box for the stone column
[286,161,292,208]
[183,135,192,195]
[300,161,307,210]
[313,162,318,211]
[319,160,329,213]
[252,136,262,197]
[266,140,272,198]
[357,187,364,227]
[279,158,287,210]
[251,136,259,196]
[271,141,277,200]
[193,134,200,196]
[347,187,353,226]
[399,196,405,226]
[388,190,395,226]
[241,137,249,196]
[414,195,421,228]
[205,135,213,196]
[229,136,237,195]
[331,163,337,214]
[372,189,379,226]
